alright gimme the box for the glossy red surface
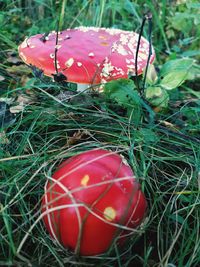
[18,27,155,85]
[42,149,147,255]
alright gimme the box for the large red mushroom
[18,26,155,91]
[41,149,147,256]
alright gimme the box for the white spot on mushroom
[116,44,128,55]
[76,26,90,32]
[127,43,135,54]
[76,26,123,35]
[81,174,90,186]
[65,58,74,68]
[100,78,107,84]
[77,62,82,67]
[127,64,135,69]
[105,28,122,35]
[101,60,115,78]
[55,44,62,50]
[50,53,55,59]
[129,35,138,45]
[142,42,149,49]
[138,52,148,60]
[115,67,125,76]
[53,59,61,69]
[88,52,94,58]
[111,42,118,52]
[120,33,129,45]
[103,207,116,221]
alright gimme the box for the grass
[0,0,200,266]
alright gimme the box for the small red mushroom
[41,149,147,256]
[18,27,155,91]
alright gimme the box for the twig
[135,15,146,93]
[142,12,153,91]
[54,21,59,75]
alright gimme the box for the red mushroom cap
[19,27,155,85]
[41,149,147,256]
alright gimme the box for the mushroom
[41,149,147,256]
[18,26,155,91]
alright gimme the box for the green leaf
[160,71,188,90]
[104,79,142,124]
[139,128,159,143]
[145,86,169,108]
[186,3,200,9]
[181,50,200,57]
[144,64,158,85]
[104,78,136,106]
[171,12,193,32]
[160,58,194,77]
[186,64,200,80]
[145,87,163,98]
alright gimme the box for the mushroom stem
[77,84,90,92]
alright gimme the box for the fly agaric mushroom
[18,26,155,91]
[41,149,147,256]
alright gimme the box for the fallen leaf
[7,56,22,64]
[9,93,37,114]
[0,131,9,144]
[20,76,30,87]
[0,98,15,105]
[10,104,24,113]
[56,90,75,101]
[6,65,31,75]
[0,76,5,82]
[67,130,91,146]
[17,94,34,105]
